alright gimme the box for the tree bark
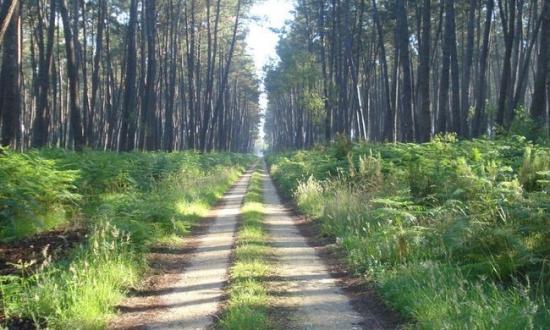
[119,0,138,151]
[496,0,517,127]
[201,0,241,152]
[319,0,331,142]
[143,0,158,150]
[416,0,431,142]
[58,0,84,151]
[90,0,105,146]
[461,0,477,137]
[532,0,550,129]
[0,0,18,45]
[0,0,20,147]
[32,0,56,148]
[396,0,414,141]
[372,0,393,142]
[448,0,461,134]
[473,0,495,136]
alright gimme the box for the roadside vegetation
[0,149,253,328]
[267,134,550,328]
[219,170,273,330]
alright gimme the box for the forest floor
[0,229,86,327]
[109,162,398,329]
[0,228,86,276]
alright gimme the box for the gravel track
[110,169,252,329]
[262,164,373,330]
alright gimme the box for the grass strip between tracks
[219,170,274,330]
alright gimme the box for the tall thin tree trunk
[0,0,18,44]
[473,0,495,136]
[185,0,196,149]
[143,0,157,150]
[461,0,477,137]
[396,0,414,141]
[0,0,20,147]
[416,0,431,142]
[58,0,84,151]
[496,0,517,127]
[319,0,331,142]
[201,0,241,151]
[119,0,138,151]
[90,0,105,146]
[372,0,393,142]
[448,0,461,134]
[532,0,550,130]
[32,0,56,147]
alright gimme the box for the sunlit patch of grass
[379,262,549,328]
[220,171,273,330]
[1,223,144,329]
[176,200,211,220]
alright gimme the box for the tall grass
[219,171,273,330]
[1,223,143,328]
[267,135,550,328]
[0,149,254,328]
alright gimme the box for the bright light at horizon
[246,0,294,151]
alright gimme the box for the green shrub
[519,147,550,192]
[0,151,80,239]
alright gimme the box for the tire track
[110,168,253,329]
[262,164,371,330]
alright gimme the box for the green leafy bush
[519,147,550,192]
[0,150,80,239]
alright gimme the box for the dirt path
[111,169,253,329]
[111,164,397,329]
[262,165,380,330]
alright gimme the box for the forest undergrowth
[267,134,550,328]
[0,149,253,328]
